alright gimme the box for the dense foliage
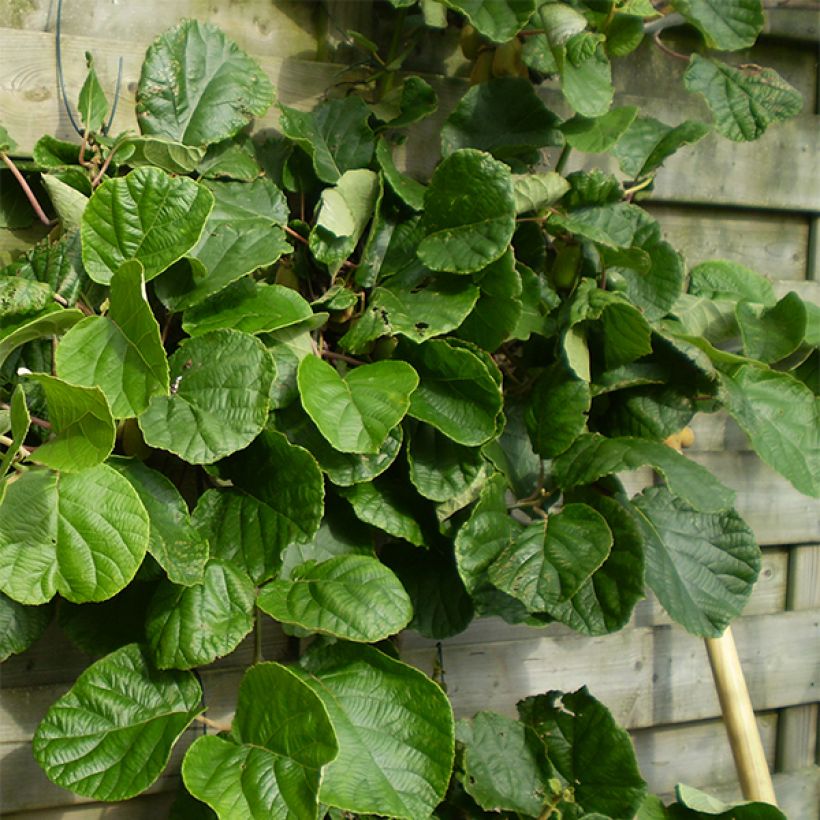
[0,1,816,817]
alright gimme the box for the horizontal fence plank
[631,712,778,798]
[402,609,819,728]
[2,791,176,819]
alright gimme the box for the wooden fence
[0,1,818,817]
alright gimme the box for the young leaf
[183,662,337,820]
[119,136,207,174]
[137,20,274,146]
[81,167,214,284]
[418,149,516,274]
[41,174,88,230]
[146,559,256,669]
[257,555,413,641]
[670,0,764,51]
[110,458,208,587]
[56,261,169,418]
[34,643,202,800]
[0,591,52,661]
[372,76,438,129]
[736,291,806,364]
[518,687,647,818]
[196,134,260,180]
[683,54,802,142]
[294,642,455,818]
[557,32,614,118]
[138,330,274,464]
[561,106,638,154]
[297,355,418,454]
[279,96,375,184]
[613,116,711,178]
[376,138,426,211]
[77,53,109,134]
[512,172,570,214]
[631,486,760,636]
[0,465,149,605]
[440,0,535,43]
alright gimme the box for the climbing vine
[0,1,815,818]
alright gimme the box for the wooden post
[705,627,778,804]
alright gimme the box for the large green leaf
[279,96,375,184]
[488,504,613,612]
[670,0,763,50]
[418,149,516,274]
[736,292,806,364]
[56,261,169,418]
[182,280,312,337]
[401,338,503,446]
[183,662,337,820]
[136,19,274,145]
[550,202,643,248]
[157,178,291,310]
[138,330,273,464]
[41,174,87,231]
[81,167,213,284]
[512,172,570,214]
[0,306,83,371]
[309,169,379,276]
[146,559,255,669]
[720,364,820,497]
[297,355,418,454]
[683,54,802,142]
[632,486,760,636]
[551,433,735,512]
[119,136,207,174]
[111,458,208,587]
[376,138,426,211]
[0,465,148,605]
[0,591,52,661]
[25,374,115,472]
[12,229,89,304]
[613,116,710,178]
[440,0,535,43]
[556,32,613,118]
[258,555,412,641]
[518,687,647,818]
[441,78,562,166]
[561,106,638,154]
[33,643,202,801]
[294,642,455,818]
[219,429,325,545]
[265,316,327,409]
[457,712,554,815]
[0,277,52,319]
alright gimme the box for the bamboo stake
[704,627,778,805]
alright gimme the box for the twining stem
[652,31,689,62]
[322,349,365,367]
[0,152,53,227]
[284,225,308,245]
[193,714,231,734]
[254,607,264,665]
[623,176,654,199]
[555,144,572,175]
[0,404,51,430]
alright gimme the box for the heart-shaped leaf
[298,355,418,454]
[613,116,710,178]
[138,330,274,464]
[136,19,274,145]
[670,0,763,51]
[441,0,535,43]
[258,555,412,641]
[33,643,202,800]
[0,591,52,661]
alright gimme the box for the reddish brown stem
[653,32,689,62]
[284,225,309,245]
[0,403,51,430]
[321,349,365,367]
[0,152,54,227]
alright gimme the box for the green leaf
[0,465,149,604]
[670,0,763,50]
[0,124,18,153]
[561,106,638,153]
[737,292,806,364]
[0,277,52,318]
[265,317,327,409]
[110,458,208,586]
[182,279,312,337]
[458,712,554,815]
[553,433,736,511]
[613,116,711,178]
[441,78,562,166]
[548,490,645,635]
[41,174,88,231]
[518,687,647,818]
[720,364,820,497]
[137,20,274,145]
[275,403,403,487]
[632,486,760,636]
[0,306,84,370]
[295,642,455,818]
[25,374,115,471]
[297,355,418,454]
[550,202,643,248]
[683,54,802,142]
[673,783,787,819]
[34,643,202,801]
[279,96,375,184]
[197,134,260,180]
[440,0,535,43]
[77,53,109,133]
[512,172,570,214]
[0,591,52,660]
[558,32,614,118]
[81,167,214,285]
[146,559,255,669]
[376,138,426,211]
[138,330,273,464]
[309,169,379,276]
[0,385,30,490]
[418,149,516,274]
[525,361,591,458]
[372,76,438,129]
[157,177,291,310]
[488,503,613,611]
[13,229,89,304]
[183,662,337,820]
[605,13,645,57]
[401,338,503,446]
[219,428,325,545]
[689,259,775,305]
[258,555,412,641]
[120,136,206,174]
[31,135,79,167]
[56,261,169,418]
